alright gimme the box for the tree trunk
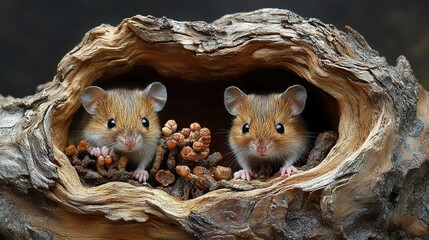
[1,8,428,239]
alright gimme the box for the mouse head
[224,85,307,160]
[81,82,167,153]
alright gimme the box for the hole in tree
[92,65,340,168]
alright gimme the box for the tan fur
[229,93,308,170]
[71,89,161,164]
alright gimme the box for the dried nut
[197,148,210,160]
[180,146,197,161]
[213,166,233,180]
[189,131,201,141]
[200,127,211,136]
[96,157,106,174]
[155,170,175,187]
[192,141,203,152]
[162,127,173,137]
[77,140,89,152]
[181,128,191,138]
[199,135,211,144]
[172,133,185,144]
[176,165,191,177]
[104,155,113,166]
[193,166,208,175]
[166,139,177,150]
[165,119,178,132]
[190,122,201,132]
[117,156,128,171]
[65,145,77,156]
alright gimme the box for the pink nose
[256,144,267,154]
[125,139,136,148]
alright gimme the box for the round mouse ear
[142,82,167,112]
[224,86,247,116]
[81,86,107,115]
[280,85,307,116]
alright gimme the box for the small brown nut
[162,127,173,137]
[65,145,77,157]
[104,155,113,166]
[117,156,128,171]
[192,141,203,152]
[190,122,201,132]
[96,157,106,174]
[176,165,191,177]
[199,135,211,144]
[197,148,210,160]
[200,127,211,136]
[166,139,177,150]
[165,119,178,132]
[180,146,197,161]
[181,128,191,138]
[213,166,233,181]
[193,166,208,175]
[189,131,201,141]
[155,170,176,187]
[77,140,89,152]
[172,133,185,144]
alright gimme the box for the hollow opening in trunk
[87,65,340,168]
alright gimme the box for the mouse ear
[280,85,307,116]
[142,82,167,112]
[81,86,107,115]
[224,86,247,116]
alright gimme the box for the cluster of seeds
[65,119,338,199]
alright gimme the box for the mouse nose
[124,138,136,149]
[256,145,267,154]
[256,141,268,154]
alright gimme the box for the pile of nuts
[65,139,132,186]
[149,120,236,200]
[65,119,338,200]
[65,120,249,200]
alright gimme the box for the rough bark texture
[1,8,428,239]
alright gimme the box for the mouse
[69,82,167,182]
[224,84,308,181]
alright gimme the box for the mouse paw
[133,168,149,183]
[90,146,115,158]
[280,166,299,177]
[233,169,254,181]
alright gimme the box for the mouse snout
[118,133,139,151]
[252,139,270,156]
[124,138,136,148]
[256,143,267,154]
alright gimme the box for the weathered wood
[1,8,428,239]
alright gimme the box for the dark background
[1,0,428,97]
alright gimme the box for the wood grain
[0,8,427,239]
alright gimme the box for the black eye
[107,118,116,129]
[142,117,149,128]
[242,123,250,134]
[276,123,284,134]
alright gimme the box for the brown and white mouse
[70,82,167,182]
[224,85,308,181]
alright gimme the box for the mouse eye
[242,123,250,134]
[142,117,149,128]
[276,123,285,134]
[107,118,116,129]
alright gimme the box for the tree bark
[1,8,428,239]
